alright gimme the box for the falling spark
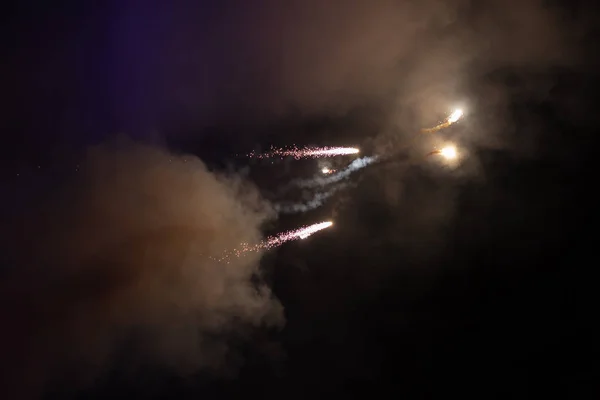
[421,108,464,133]
[247,146,359,160]
[213,221,334,262]
[321,167,336,174]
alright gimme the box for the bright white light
[299,221,332,239]
[447,109,463,123]
[322,167,330,174]
[440,146,457,159]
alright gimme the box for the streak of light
[421,108,464,133]
[247,146,359,160]
[212,221,334,263]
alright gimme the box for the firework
[447,109,463,123]
[440,146,457,159]
[427,145,457,159]
[426,144,462,170]
[321,167,336,174]
[265,221,333,244]
[421,108,464,133]
[247,146,359,160]
[214,221,334,262]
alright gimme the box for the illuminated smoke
[247,146,359,160]
[0,142,284,397]
[296,156,378,188]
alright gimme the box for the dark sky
[1,1,598,398]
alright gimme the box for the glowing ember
[421,108,465,133]
[440,146,457,159]
[447,109,463,123]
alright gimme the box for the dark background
[1,1,598,398]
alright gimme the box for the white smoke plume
[275,184,347,214]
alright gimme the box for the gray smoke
[0,140,284,398]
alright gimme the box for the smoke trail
[295,156,378,188]
[275,185,346,214]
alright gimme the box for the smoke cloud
[3,0,581,162]
[0,140,283,398]
[113,0,576,129]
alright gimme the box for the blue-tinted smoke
[295,156,378,188]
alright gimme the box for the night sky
[1,1,598,398]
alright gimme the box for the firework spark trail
[247,146,359,160]
[275,185,346,214]
[295,156,378,188]
[421,109,463,133]
[213,221,334,262]
[264,221,333,244]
